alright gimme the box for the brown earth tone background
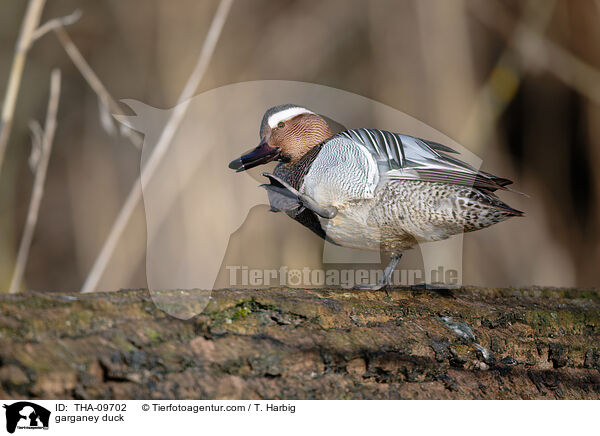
[1,0,600,293]
[0,287,598,399]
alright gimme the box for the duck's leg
[357,252,403,291]
[381,253,402,286]
[261,173,338,219]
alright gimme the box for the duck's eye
[277,122,285,128]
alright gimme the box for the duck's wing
[336,129,514,192]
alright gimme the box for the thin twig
[27,119,43,171]
[53,26,143,148]
[31,9,81,42]
[0,0,47,175]
[470,0,600,106]
[8,69,61,294]
[461,0,557,147]
[80,0,234,293]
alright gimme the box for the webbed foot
[355,253,403,294]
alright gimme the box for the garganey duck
[229,104,523,289]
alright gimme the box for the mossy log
[0,287,599,399]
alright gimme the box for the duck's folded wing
[337,129,515,192]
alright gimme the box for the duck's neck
[280,142,326,190]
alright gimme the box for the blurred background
[0,0,599,293]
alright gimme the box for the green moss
[524,308,600,336]
[144,327,163,345]
[233,306,252,320]
[112,331,136,352]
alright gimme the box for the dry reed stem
[461,0,558,147]
[80,0,234,293]
[8,69,61,294]
[0,0,47,175]
[32,9,81,42]
[471,0,600,106]
[53,26,143,149]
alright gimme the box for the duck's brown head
[229,104,332,172]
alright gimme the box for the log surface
[0,287,599,399]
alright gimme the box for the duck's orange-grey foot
[356,253,403,293]
[261,173,338,219]
[411,282,456,298]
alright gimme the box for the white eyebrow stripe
[268,107,314,128]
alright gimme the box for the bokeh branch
[8,69,61,294]
[470,0,600,106]
[31,9,81,42]
[0,0,46,176]
[80,0,234,293]
[53,26,143,148]
[461,0,557,147]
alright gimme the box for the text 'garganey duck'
[229,104,523,289]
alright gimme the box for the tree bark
[0,287,598,399]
